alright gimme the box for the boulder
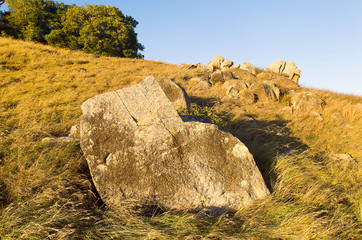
[206,55,224,71]
[220,59,233,70]
[210,70,224,84]
[266,60,302,83]
[230,68,257,82]
[158,77,191,109]
[329,153,358,167]
[283,61,301,83]
[250,81,280,102]
[80,77,269,210]
[187,77,212,92]
[69,124,80,138]
[210,70,236,84]
[291,92,325,110]
[239,62,256,75]
[222,80,249,98]
[266,60,286,74]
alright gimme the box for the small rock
[283,61,302,83]
[69,124,80,138]
[77,68,87,73]
[250,81,280,102]
[210,70,224,84]
[187,77,212,92]
[220,59,233,70]
[291,92,325,110]
[230,68,256,82]
[266,60,286,74]
[206,56,224,71]
[239,62,256,75]
[329,153,358,167]
[223,80,249,98]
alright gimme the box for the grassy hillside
[0,37,361,239]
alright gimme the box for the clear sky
[2,0,361,95]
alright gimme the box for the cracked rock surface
[80,76,269,210]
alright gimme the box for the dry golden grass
[0,37,361,239]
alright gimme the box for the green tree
[1,1,143,58]
[5,0,68,42]
[45,4,144,58]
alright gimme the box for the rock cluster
[180,56,324,114]
[80,76,270,211]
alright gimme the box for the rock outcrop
[80,77,269,211]
[266,60,286,74]
[267,60,301,83]
[206,55,225,71]
[283,61,302,83]
[291,92,325,110]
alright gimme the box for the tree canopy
[0,0,144,58]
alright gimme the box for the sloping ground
[0,37,361,239]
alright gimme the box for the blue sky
[2,0,361,95]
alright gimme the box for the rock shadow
[229,116,308,191]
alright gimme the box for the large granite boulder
[80,77,269,210]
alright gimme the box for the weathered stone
[291,92,325,110]
[250,81,280,102]
[210,70,224,84]
[283,61,301,83]
[210,70,236,84]
[206,56,224,71]
[329,153,358,167]
[222,70,236,81]
[230,68,256,82]
[239,62,256,75]
[223,80,249,98]
[221,59,233,70]
[187,77,212,92]
[180,63,205,70]
[266,60,286,74]
[69,124,80,138]
[80,77,269,210]
[158,77,191,109]
[231,64,241,69]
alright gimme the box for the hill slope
[0,37,361,239]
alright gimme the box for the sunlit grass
[0,37,361,239]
